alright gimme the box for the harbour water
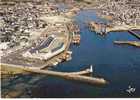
[1,10,140,98]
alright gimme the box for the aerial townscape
[0,0,140,98]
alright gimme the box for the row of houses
[98,0,140,26]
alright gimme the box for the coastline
[89,21,140,33]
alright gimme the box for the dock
[128,30,140,40]
[67,22,81,44]
[89,21,107,35]
[114,41,140,47]
[72,33,80,44]
[1,63,108,86]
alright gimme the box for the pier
[128,30,140,40]
[1,63,108,86]
[72,33,80,44]
[114,41,140,47]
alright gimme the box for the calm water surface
[1,10,140,98]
